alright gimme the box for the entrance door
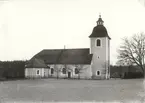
[68,72,71,78]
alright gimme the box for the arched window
[96,39,101,46]
[37,70,40,75]
[75,68,79,74]
[51,68,54,74]
[62,68,66,74]
[96,70,101,76]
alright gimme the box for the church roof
[89,25,111,39]
[30,48,93,65]
[89,15,111,39]
[25,58,48,68]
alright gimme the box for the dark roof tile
[89,25,111,39]
[26,58,48,68]
[30,48,92,65]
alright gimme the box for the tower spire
[99,13,101,18]
[97,14,104,25]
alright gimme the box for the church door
[68,72,71,78]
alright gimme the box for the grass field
[0,78,145,103]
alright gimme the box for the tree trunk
[57,71,59,79]
[143,68,145,78]
[140,66,145,78]
[78,73,80,79]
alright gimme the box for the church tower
[89,15,111,79]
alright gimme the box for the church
[25,15,111,80]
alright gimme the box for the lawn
[0,78,145,103]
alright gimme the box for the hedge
[123,72,144,79]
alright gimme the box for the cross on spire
[99,13,101,18]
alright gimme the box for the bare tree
[74,65,84,79]
[117,33,145,77]
[75,65,89,79]
[54,65,61,79]
[138,0,145,7]
[102,61,110,79]
[62,64,68,78]
[54,49,64,79]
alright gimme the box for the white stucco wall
[25,68,49,78]
[25,63,92,79]
[108,38,110,79]
[90,37,110,79]
[44,68,49,77]
[47,64,92,79]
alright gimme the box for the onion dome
[89,15,111,39]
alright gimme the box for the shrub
[111,72,121,78]
[0,61,26,80]
[123,72,143,79]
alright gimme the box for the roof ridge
[43,48,89,50]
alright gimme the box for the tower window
[96,39,101,46]
[51,68,54,74]
[62,68,66,74]
[96,70,101,76]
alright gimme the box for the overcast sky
[0,0,145,65]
